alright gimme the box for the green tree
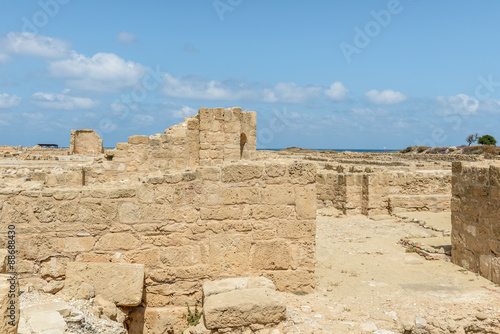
[478,135,497,146]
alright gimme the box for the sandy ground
[280,213,500,334]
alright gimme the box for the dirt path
[281,214,500,334]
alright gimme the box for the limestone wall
[316,169,451,216]
[0,162,316,315]
[451,161,500,284]
[106,107,257,174]
[70,129,103,156]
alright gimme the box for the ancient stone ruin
[0,107,499,333]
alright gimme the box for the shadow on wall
[240,133,247,159]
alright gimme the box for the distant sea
[260,149,400,152]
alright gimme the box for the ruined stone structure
[451,161,500,284]
[70,129,104,156]
[2,107,497,333]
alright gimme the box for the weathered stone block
[193,167,218,183]
[115,142,129,150]
[251,241,291,270]
[209,235,251,274]
[203,277,275,299]
[222,187,260,204]
[261,186,294,204]
[129,306,186,334]
[160,245,201,267]
[57,202,78,222]
[119,202,142,223]
[203,288,285,329]
[78,200,117,224]
[95,233,140,251]
[295,185,316,219]
[63,237,95,253]
[40,257,69,279]
[128,135,149,145]
[64,262,144,306]
[200,206,241,220]
[248,205,293,219]
[222,165,263,183]
[53,189,80,200]
[288,163,316,184]
[108,188,136,198]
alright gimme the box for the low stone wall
[0,162,316,326]
[451,161,500,284]
[316,169,451,216]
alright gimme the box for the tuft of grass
[471,148,483,155]
[293,290,308,296]
[183,301,203,327]
[405,246,416,253]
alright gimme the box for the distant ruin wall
[107,107,257,173]
[451,161,500,284]
[0,162,316,308]
[70,129,103,156]
[316,169,451,216]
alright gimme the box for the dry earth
[280,213,500,334]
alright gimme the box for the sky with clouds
[0,0,499,149]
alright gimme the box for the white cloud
[351,108,373,115]
[0,93,21,108]
[171,105,196,118]
[116,31,137,45]
[48,52,147,92]
[1,32,71,58]
[22,112,45,120]
[365,89,407,105]
[133,114,154,123]
[325,82,348,101]
[270,82,323,103]
[0,53,10,63]
[31,91,98,110]
[436,94,479,115]
[162,73,235,100]
[162,74,326,103]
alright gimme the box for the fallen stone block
[203,276,275,299]
[64,262,144,306]
[25,311,67,334]
[203,277,286,330]
[23,302,71,317]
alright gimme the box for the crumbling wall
[0,161,316,326]
[70,129,103,156]
[107,107,257,174]
[316,168,451,216]
[451,161,500,284]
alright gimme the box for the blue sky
[0,0,499,149]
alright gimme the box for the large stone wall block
[222,164,263,183]
[64,262,144,306]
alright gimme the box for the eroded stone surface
[63,262,144,306]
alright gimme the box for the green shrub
[471,149,483,155]
[183,301,203,327]
[417,146,429,153]
[478,135,497,146]
[400,146,412,153]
